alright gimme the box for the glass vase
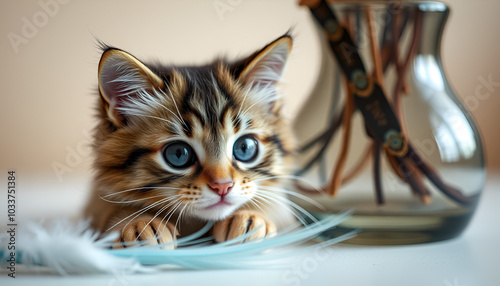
[293,1,485,245]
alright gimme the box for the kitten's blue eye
[233,135,258,162]
[164,141,195,168]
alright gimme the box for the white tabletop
[1,174,499,286]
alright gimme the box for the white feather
[0,219,146,275]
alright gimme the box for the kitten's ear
[98,48,164,127]
[237,35,292,91]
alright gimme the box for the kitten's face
[94,36,294,221]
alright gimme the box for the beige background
[0,0,499,188]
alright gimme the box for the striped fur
[84,35,296,245]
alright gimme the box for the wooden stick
[295,108,345,177]
[365,7,385,87]
[394,156,431,204]
[341,142,373,184]
[407,144,477,205]
[393,9,422,130]
[298,107,345,153]
[372,142,385,205]
[388,9,432,204]
[330,7,386,190]
[326,77,355,197]
[325,12,357,197]
[334,7,378,187]
[385,149,407,182]
[300,0,413,7]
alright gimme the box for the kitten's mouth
[204,199,231,209]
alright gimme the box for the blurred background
[0,0,499,221]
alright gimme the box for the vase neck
[417,3,450,56]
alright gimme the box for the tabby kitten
[84,34,296,248]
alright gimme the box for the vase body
[293,1,485,245]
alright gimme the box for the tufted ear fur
[98,48,164,127]
[235,35,292,114]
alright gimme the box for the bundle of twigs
[297,0,477,206]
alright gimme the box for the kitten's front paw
[112,216,177,249]
[213,211,276,243]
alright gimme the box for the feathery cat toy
[0,212,354,274]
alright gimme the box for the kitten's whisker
[244,112,273,118]
[253,193,307,226]
[174,203,190,235]
[99,194,170,204]
[250,194,278,215]
[246,198,269,218]
[254,175,325,194]
[136,198,180,240]
[260,191,318,224]
[256,191,317,225]
[240,82,273,114]
[182,202,194,222]
[153,201,183,240]
[114,198,171,230]
[180,202,197,236]
[159,201,183,234]
[117,111,178,127]
[182,202,197,230]
[236,79,255,119]
[150,91,185,128]
[256,196,306,227]
[106,196,174,232]
[120,88,184,130]
[258,186,326,211]
[141,115,178,126]
[101,186,181,199]
[239,82,279,118]
[258,190,315,217]
[165,83,189,131]
[121,196,182,234]
[136,209,168,243]
[153,197,183,227]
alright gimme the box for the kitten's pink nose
[208,181,233,197]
